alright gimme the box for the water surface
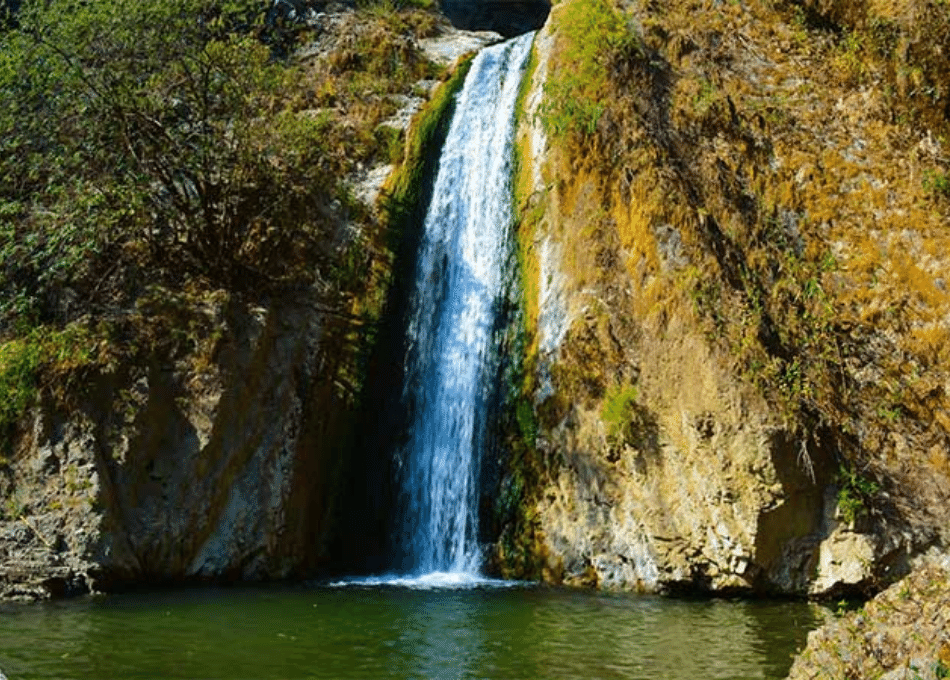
[0,583,822,679]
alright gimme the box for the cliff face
[0,5,473,601]
[0,294,362,599]
[4,0,948,604]
[496,0,950,596]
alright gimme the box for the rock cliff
[788,554,950,679]
[493,0,950,596]
[3,0,949,607]
[0,4,473,601]
[1,293,362,599]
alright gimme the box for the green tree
[0,0,347,334]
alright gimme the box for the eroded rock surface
[494,0,950,596]
[1,296,359,599]
[788,556,950,680]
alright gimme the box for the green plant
[0,322,101,452]
[835,29,867,83]
[693,78,718,115]
[2,489,26,521]
[537,0,640,139]
[516,396,539,448]
[0,334,42,438]
[0,0,377,321]
[601,382,638,442]
[375,124,405,165]
[836,465,881,524]
[379,55,473,232]
[923,169,950,199]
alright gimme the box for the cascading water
[395,32,535,579]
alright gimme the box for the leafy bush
[0,323,101,451]
[836,465,881,524]
[923,169,950,199]
[0,0,444,440]
[0,0,382,338]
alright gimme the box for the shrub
[923,169,950,199]
[836,465,881,524]
[0,323,101,452]
[0,0,360,329]
[538,0,640,139]
[601,382,638,442]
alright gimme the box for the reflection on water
[0,584,823,680]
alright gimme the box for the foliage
[601,382,638,442]
[0,323,102,452]
[836,465,881,524]
[923,169,950,199]
[356,0,435,11]
[0,0,446,443]
[537,0,640,139]
[379,56,473,234]
[0,0,348,334]
[515,396,538,448]
[0,0,444,333]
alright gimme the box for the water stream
[394,32,533,578]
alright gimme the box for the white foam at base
[328,572,519,590]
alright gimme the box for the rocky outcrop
[267,0,549,38]
[1,294,361,600]
[788,556,950,679]
[0,16,505,601]
[495,0,950,596]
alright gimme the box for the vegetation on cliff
[504,0,950,589]
[0,0,484,599]
[789,558,950,679]
[564,0,948,471]
[0,0,445,457]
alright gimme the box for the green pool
[0,581,823,679]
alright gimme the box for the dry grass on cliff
[540,0,950,528]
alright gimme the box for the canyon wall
[493,0,950,596]
[1,296,359,599]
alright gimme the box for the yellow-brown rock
[495,0,950,595]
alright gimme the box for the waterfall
[396,32,534,577]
